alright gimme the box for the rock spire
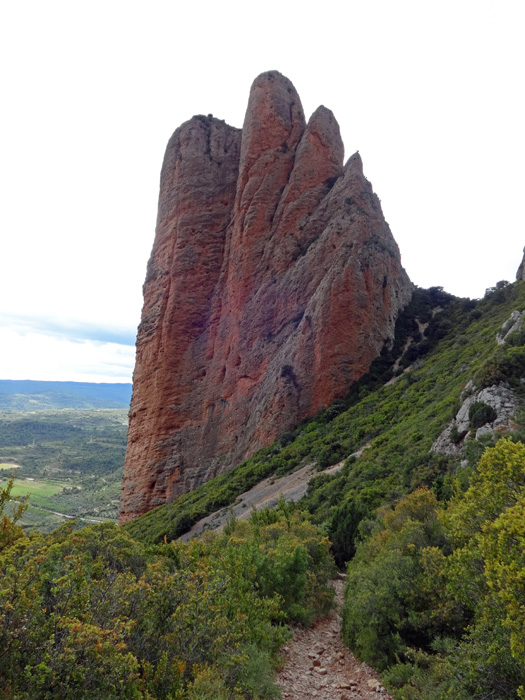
[119,71,412,523]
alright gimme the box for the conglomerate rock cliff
[119,71,413,523]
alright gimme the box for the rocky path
[276,577,392,700]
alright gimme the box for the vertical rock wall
[119,71,412,523]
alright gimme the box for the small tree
[0,475,27,553]
[469,401,497,429]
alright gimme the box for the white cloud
[0,328,134,383]
[0,312,137,347]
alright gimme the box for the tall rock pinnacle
[119,71,413,523]
[517,247,525,281]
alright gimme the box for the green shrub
[0,474,27,553]
[225,502,336,626]
[468,401,497,429]
[450,425,463,444]
[0,505,335,699]
[475,346,525,390]
[316,442,343,470]
[342,440,525,700]
[341,489,453,670]
[505,328,525,346]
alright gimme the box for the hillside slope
[124,281,525,556]
[123,279,525,699]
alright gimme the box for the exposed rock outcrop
[119,71,412,523]
[497,310,525,345]
[433,309,525,457]
[431,384,520,456]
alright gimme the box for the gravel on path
[276,577,392,700]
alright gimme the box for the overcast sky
[1,0,524,383]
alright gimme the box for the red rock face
[119,71,412,523]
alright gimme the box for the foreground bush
[0,501,335,699]
[342,439,525,700]
[341,488,455,669]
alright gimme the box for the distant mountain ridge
[0,380,132,410]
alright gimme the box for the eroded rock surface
[120,71,412,523]
[432,384,520,456]
[497,310,525,345]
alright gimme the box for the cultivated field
[0,408,127,531]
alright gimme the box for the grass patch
[10,478,65,504]
[0,408,127,530]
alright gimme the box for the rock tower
[119,71,412,523]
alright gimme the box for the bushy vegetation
[0,494,334,699]
[342,438,525,699]
[127,282,525,566]
[468,400,497,428]
[475,344,525,391]
[1,475,27,553]
[3,279,525,698]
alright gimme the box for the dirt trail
[276,577,391,700]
